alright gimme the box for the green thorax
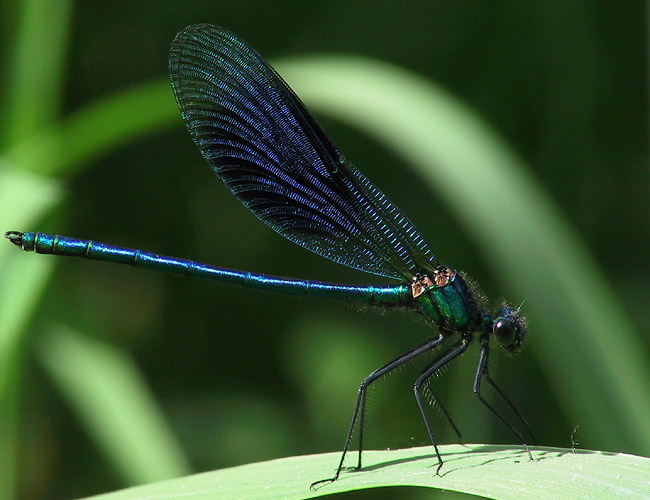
[411,267,477,332]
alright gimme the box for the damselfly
[6,24,533,488]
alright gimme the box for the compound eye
[493,318,516,347]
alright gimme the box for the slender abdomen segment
[10,232,411,307]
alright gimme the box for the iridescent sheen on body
[12,231,410,306]
[5,23,532,489]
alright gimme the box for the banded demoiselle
[6,24,533,487]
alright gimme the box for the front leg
[473,339,534,460]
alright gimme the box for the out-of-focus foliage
[0,2,647,500]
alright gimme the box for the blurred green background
[1,1,648,499]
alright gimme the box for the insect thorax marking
[411,266,456,298]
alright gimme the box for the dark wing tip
[171,23,224,45]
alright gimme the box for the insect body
[6,24,533,488]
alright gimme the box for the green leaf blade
[81,446,650,500]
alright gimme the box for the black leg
[473,340,534,461]
[413,338,470,474]
[310,334,445,490]
[424,382,464,443]
[356,380,368,470]
[483,372,536,445]
[423,367,463,442]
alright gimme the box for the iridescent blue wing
[169,24,438,281]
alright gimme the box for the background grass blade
[0,165,63,500]
[1,0,73,148]
[37,327,191,484]
[5,80,178,177]
[1,2,73,493]
[0,78,181,497]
